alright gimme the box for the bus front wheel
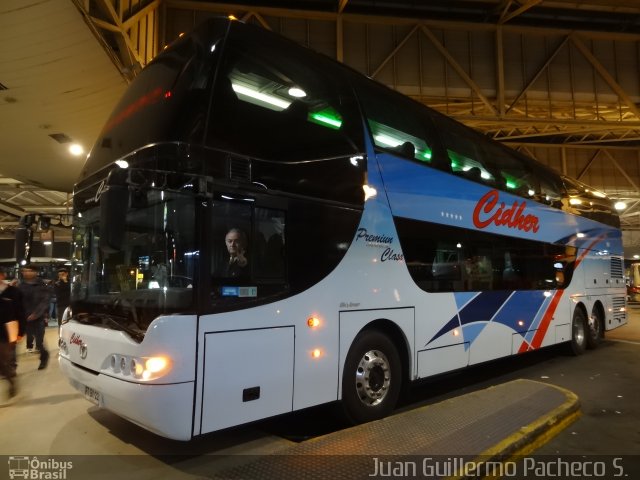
[341,330,401,424]
[568,307,588,356]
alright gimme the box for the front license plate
[84,385,101,405]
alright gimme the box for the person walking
[18,264,50,370]
[54,268,70,331]
[0,266,25,398]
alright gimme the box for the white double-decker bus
[55,18,626,440]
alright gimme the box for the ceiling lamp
[69,144,84,156]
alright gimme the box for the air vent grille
[228,157,252,182]
[49,133,72,144]
[610,257,623,279]
[611,296,626,323]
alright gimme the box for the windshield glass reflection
[71,190,197,333]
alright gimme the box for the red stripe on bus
[520,290,564,352]
[518,234,606,352]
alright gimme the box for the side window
[537,168,564,208]
[211,201,252,281]
[253,208,286,279]
[561,176,619,227]
[480,142,565,208]
[396,217,566,292]
[437,117,499,186]
[497,241,560,290]
[553,246,576,289]
[354,80,447,170]
[463,246,494,291]
[431,242,465,291]
[480,141,535,197]
[208,38,363,162]
[211,199,286,288]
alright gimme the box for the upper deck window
[561,176,619,227]
[207,30,363,163]
[353,79,448,171]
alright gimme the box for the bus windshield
[71,188,197,337]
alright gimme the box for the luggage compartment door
[201,326,294,433]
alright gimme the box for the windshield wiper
[76,312,145,343]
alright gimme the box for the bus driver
[224,228,249,278]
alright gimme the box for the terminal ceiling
[2,0,640,255]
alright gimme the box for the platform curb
[208,378,582,479]
[450,379,581,480]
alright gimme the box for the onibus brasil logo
[8,456,73,479]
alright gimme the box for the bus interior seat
[430,149,453,173]
[396,141,415,158]
[465,167,482,182]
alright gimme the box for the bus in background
[55,18,626,440]
[626,262,640,302]
[0,257,70,282]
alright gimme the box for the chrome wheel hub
[354,349,391,407]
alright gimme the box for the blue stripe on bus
[425,315,461,347]
[461,322,487,350]
[458,291,513,325]
[428,290,512,345]
[526,292,554,333]
[454,292,479,310]
[491,290,547,331]
[428,289,556,347]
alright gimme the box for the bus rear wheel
[341,330,401,424]
[568,307,588,356]
[586,306,604,349]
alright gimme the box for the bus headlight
[108,354,172,381]
[141,357,170,380]
[126,355,171,380]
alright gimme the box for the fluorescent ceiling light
[232,83,291,110]
[374,134,402,148]
[311,113,342,128]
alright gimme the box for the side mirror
[15,226,32,265]
[99,185,129,253]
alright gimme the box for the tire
[568,307,588,356]
[586,306,604,349]
[341,330,402,424]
